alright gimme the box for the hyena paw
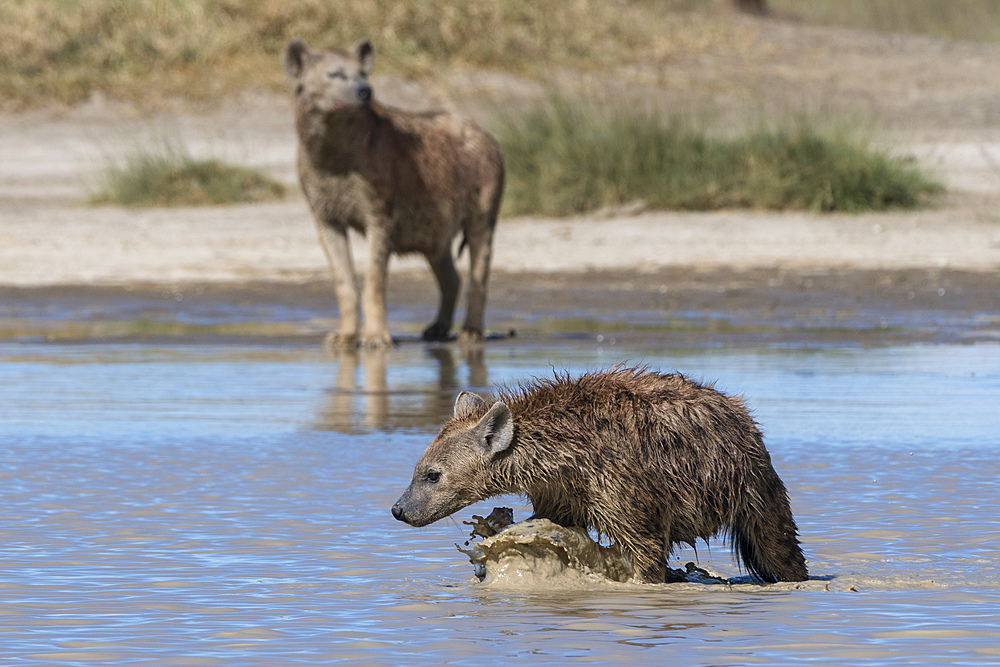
[323,331,359,351]
[458,328,485,346]
[359,329,394,349]
[421,322,452,342]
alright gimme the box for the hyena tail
[731,469,809,583]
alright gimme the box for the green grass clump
[496,100,943,216]
[89,146,286,208]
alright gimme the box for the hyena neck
[297,101,388,169]
[491,442,579,525]
[488,422,556,499]
[494,399,599,508]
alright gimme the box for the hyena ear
[477,401,513,457]
[283,39,310,78]
[454,391,487,418]
[354,39,374,76]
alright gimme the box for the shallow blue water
[1,341,999,664]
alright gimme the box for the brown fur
[392,368,808,583]
[284,39,505,348]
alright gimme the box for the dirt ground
[1,14,999,343]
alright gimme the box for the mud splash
[460,513,635,587]
[459,508,735,588]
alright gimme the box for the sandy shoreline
[2,91,1000,287]
[2,194,1000,287]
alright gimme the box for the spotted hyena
[284,39,505,348]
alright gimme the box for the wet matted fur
[393,367,808,583]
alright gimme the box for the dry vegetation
[3,0,997,110]
[6,0,985,211]
[0,0,735,109]
[768,0,1000,42]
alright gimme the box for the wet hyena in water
[392,368,809,583]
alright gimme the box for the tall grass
[497,99,943,216]
[89,144,286,208]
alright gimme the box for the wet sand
[3,266,999,346]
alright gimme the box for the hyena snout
[391,501,430,527]
[356,82,372,102]
[391,491,422,526]
[391,485,448,528]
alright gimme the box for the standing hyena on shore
[392,368,809,583]
[283,39,505,349]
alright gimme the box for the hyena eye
[327,69,347,80]
[425,471,441,483]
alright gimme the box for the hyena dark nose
[391,503,405,521]
[357,83,372,102]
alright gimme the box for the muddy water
[2,340,999,664]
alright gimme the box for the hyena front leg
[316,222,360,349]
[359,223,394,349]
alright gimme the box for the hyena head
[392,392,514,527]
[283,38,374,113]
